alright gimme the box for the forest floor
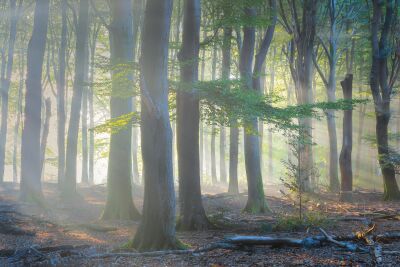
[0,182,399,266]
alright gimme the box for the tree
[132,0,179,250]
[63,0,90,198]
[81,46,89,184]
[56,0,68,187]
[20,0,50,202]
[228,29,242,195]
[219,26,232,186]
[210,43,218,184]
[240,0,277,213]
[0,0,22,183]
[312,0,341,192]
[369,0,400,200]
[40,98,52,178]
[280,0,317,191]
[176,0,210,230]
[339,74,353,202]
[102,0,141,220]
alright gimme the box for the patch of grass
[270,212,332,232]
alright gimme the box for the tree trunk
[0,0,20,183]
[228,126,239,194]
[132,0,178,251]
[63,0,90,198]
[131,0,144,185]
[241,8,266,213]
[40,98,51,179]
[13,53,24,183]
[20,0,50,202]
[81,45,89,185]
[102,0,141,220]
[57,0,67,187]
[219,26,232,185]
[88,24,100,185]
[369,0,400,200]
[339,75,353,202]
[176,0,210,230]
[210,44,218,184]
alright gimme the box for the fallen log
[90,230,400,259]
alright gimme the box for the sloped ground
[0,182,399,266]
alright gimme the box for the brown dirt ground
[0,182,399,266]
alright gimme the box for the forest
[0,0,399,266]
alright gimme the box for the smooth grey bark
[20,0,50,202]
[176,0,210,231]
[63,0,89,198]
[229,29,241,195]
[81,54,89,184]
[240,8,264,213]
[0,0,21,183]
[369,0,400,200]
[13,51,24,183]
[241,1,276,213]
[56,0,67,187]
[88,23,100,185]
[268,48,276,180]
[40,98,51,178]
[131,0,144,185]
[339,75,353,202]
[219,127,227,184]
[132,0,178,250]
[219,26,232,185]
[102,0,141,220]
[210,44,218,184]
[229,126,239,194]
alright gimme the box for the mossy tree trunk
[240,1,276,213]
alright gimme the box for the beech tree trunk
[40,98,51,179]
[219,26,231,185]
[81,45,89,185]
[241,1,276,212]
[13,52,24,183]
[210,44,218,184]
[339,75,353,202]
[369,0,400,200]
[20,0,50,202]
[0,0,20,183]
[176,0,210,230]
[240,8,266,213]
[57,0,67,187]
[63,0,90,198]
[102,0,141,220]
[229,126,239,194]
[132,0,178,251]
[88,23,100,185]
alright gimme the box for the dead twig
[319,228,368,252]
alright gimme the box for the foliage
[280,135,319,220]
[268,211,331,232]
